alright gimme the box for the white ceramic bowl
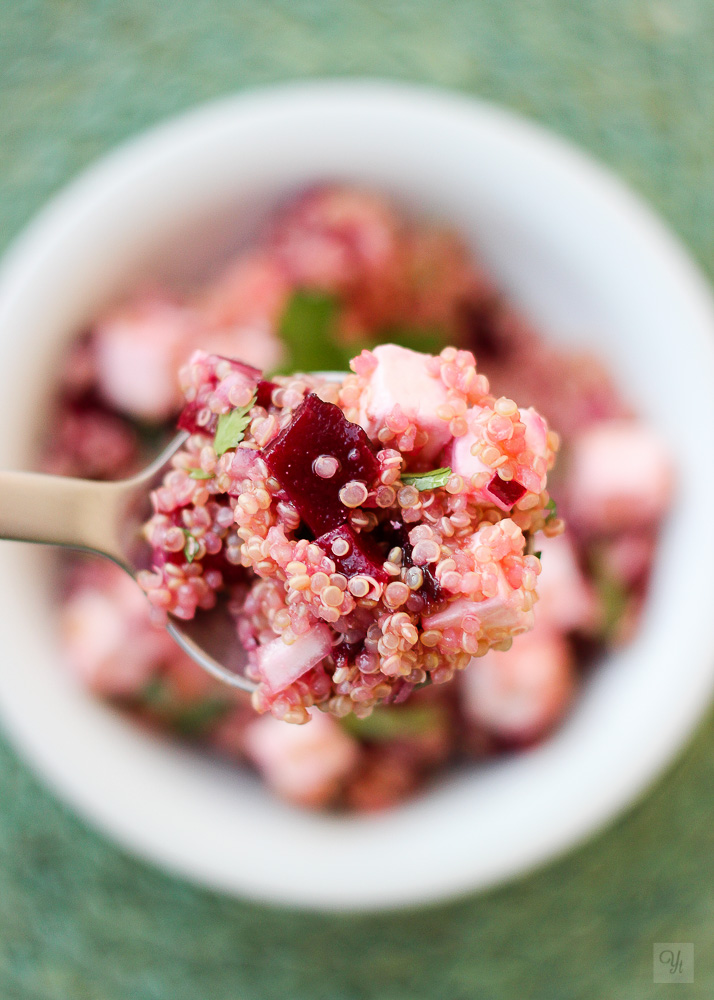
[1,81,713,911]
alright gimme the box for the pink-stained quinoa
[137,344,560,725]
[44,183,672,810]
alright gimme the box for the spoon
[0,431,257,692]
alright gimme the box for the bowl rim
[1,78,714,911]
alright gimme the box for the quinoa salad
[49,185,672,811]
[140,344,558,724]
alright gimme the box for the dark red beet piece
[332,640,363,671]
[147,501,246,582]
[459,293,511,363]
[419,565,443,611]
[383,680,415,705]
[486,474,526,509]
[202,551,248,586]
[262,393,380,534]
[256,379,278,409]
[387,520,444,612]
[214,355,262,380]
[178,400,215,436]
[316,524,389,583]
[178,355,261,436]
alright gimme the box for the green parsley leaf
[213,392,256,457]
[275,290,350,375]
[188,468,215,480]
[589,551,630,644]
[140,679,231,737]
[183,531,200,564]
[340,704,445,742]
[596,572,628,642]
[375,325,446,356]
[174,696,233,737]
[400,467,452,491]
[545,498,558,523]
[141,677,171,711]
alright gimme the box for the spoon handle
[0,470,128,562]
[0,432,190,567]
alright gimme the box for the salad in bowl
[1,83,710,908]
[51,184,669,811]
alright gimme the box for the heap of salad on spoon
[139,343,562,724]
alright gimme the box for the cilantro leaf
[275,290,350,375]
[188,468,215,480]
[174,696,233,737]
[213,392,256,457]
[534,550,542,560]
[589,551,630,644]
[400,467,452,491]
[375,325,446,356]
[141,677,170,710]
[596,572,628,642]
[183,531,200,563]
[340,704,445,742]
[545,498,558,523]
[275,290,450,379]
[141,679,231,737]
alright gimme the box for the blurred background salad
[2,2,714,998]
[49,182,670,810]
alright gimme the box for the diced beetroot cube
[178,354,262,436]
[419,565,444,612]
[486,474,526,509]
[332,640,363,671]
[149,547,183,570]
[384,680,415,704]
[262,393,380,534]
[178,398,217,436]
[316,524,389,583]
[256,379,278,409]
[213,355,262,380]
[202,551,247,586]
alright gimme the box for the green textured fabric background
[1,2,714,997]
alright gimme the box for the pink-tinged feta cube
[422,568,534,639]
[270,185,402,291]
[447,404,496,491]
[199,251,291,331]
[59,564,171,697]
[402,226,483,329]
[94,294,195,422]
[535,532,598,633]
[256,624,333,693]
[196,251,288,372]
[461,625,575,744]
[448,403,551,510]
[356,344,451,460]
[567,419,672,534]
[520,406,549,462]
[597,531,657,589]
[196,325,283,378]
[242,710,360,808]
[44,406,139,480]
